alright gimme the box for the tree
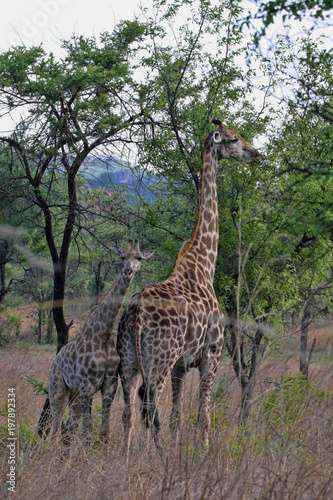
[137,0,269,238]
[261,32,333,124]
[0,20,147,351]
[243,0,333,45]
[23,267,53,344]
[0,145,26,304]
[265,58,333,378]
[0,235,15,304]
[215,32,333,418]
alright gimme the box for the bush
[0,310,23,338]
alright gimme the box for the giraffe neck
[173,137,218,283]
[87,272,133,341]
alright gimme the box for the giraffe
[117,120,262,456]
[39,240,154,444]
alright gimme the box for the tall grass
[0,326,332,499]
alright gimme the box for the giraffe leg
[81,394,93,446]
[170,364,186,439]
[100,375,118,443]
[148,384,164,450]
[50,397,68,438]
[49,373,70,439]
[138,382,162,449]
[62,393,81,445]
[139,371,168,451]
[198,349,219,445]
[120,367,140,461]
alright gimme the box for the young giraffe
[41,240,154,444]
[117,120,262,455]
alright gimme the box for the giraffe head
[113,240,154,278]
[211,119,263,163]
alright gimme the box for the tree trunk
[46,307,53,344]
[33,188,71,353]
[228,326,249,424]
[36,164,80,353]
[53,264,70,353]
[95,262,103,297]
[227,324,264,425]
[0,261,6,301]
[0,240,12,303]
[241,327,263,424]
[0,262,7,303]
[37,306,42,344]
[300,299,313,379]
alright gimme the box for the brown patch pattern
[117,121,262,456]
[47,241,153,443]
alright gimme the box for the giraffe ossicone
[39,240,154,444]
[117,120,262,457]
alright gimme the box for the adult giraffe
[117,120,262,455]
[39,240,154,444]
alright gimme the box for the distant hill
[81,155,156,202]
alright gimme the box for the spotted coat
[117,121,262,456]
[47,241,154,443]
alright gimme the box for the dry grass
[0,319,332,499]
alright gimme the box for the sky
[0,0,144,53]
[2,0,331,51]
[1,1,332,63]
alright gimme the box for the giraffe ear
[113,245,124,257]
[213,130,222,143]
[140,250,155,261]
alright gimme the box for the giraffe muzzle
[125,268,133,278]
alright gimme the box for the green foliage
[0,402,10,448]
[214,32,333,342]
[212,374,228,402]
[22,375,48,395]
[0,403,39,453]
[18,416,40,450]
[0,310,22,337]
[140,0,267,180]
[0,21,146,136]
[91,400,119,449]
[264,373,313,435]
[205,371,331,464]
[0,20,149,348]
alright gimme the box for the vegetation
[0,19,147,351]
[0,0,332,497]
[243,0,333,45]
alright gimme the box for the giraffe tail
[138,384,150,428]
[37,395,51,438]
[138,383,160,441]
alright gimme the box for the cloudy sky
[0,0,145,52]
[1,0,331,52]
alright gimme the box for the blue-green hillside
[81,155,157,202]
